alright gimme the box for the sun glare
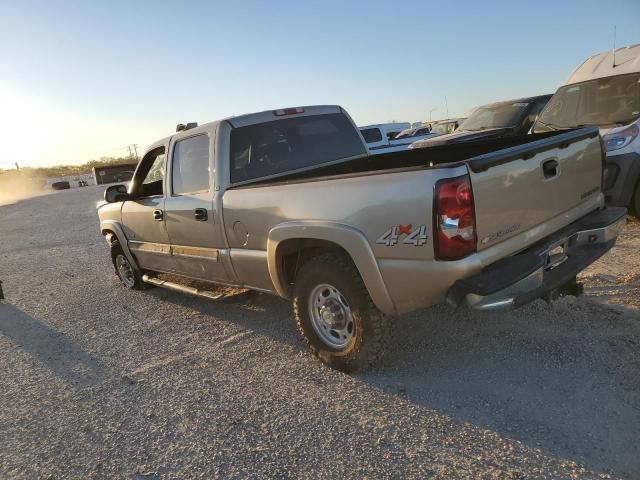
[0,88,62,170]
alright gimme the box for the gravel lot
[1,185,639,479]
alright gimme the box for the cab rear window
[229,113,366,184]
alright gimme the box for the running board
[142,274,225,300]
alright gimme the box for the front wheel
[110,241,144,289]
[292,252,392,371]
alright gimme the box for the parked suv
[410,95,551,148]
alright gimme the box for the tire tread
[292,251,392,371]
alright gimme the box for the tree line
[0,156,137,179]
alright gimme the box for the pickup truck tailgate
[467,128,604,251]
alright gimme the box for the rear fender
[267,221,396,315]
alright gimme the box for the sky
[1,0,639,169]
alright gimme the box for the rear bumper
[447,207,627,310]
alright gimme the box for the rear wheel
[292,252,392,372]
[110,241,143,289]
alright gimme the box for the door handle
[194,208,208,221]
[542,159,559,179]
[153,209,163,221]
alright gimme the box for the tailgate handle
[542,159,559,179]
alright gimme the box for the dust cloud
[0,174,48,206]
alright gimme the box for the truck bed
[232,129,594,188]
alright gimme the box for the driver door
[121,146,175,273]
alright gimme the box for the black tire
[292,252,392,372]
[633,182,640,218]
[110,240,144,289]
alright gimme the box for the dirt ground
[1,186,639,479]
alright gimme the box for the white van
[532,44,640,215]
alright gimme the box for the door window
[172,134,210,195]
[360,127,383,144]
[135,148,166,198]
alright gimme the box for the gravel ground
[1,185,639,479]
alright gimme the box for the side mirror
[104,184,128,203]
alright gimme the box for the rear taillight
[434,175,477,260]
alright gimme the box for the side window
[172,134,210,195]
[360,128,383,144]
[135,148,166,198]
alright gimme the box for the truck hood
[410,127,513,149]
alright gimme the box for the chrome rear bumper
[447,207,627,311]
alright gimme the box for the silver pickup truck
[97,105,626,371]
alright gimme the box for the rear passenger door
[164,130,232,283]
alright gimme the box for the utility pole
[127,145,133,161]
[14,162,19,171]
[132,144,139,161]
[612,25,617,67]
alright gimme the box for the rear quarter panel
[222,166,469,314]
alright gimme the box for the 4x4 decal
[376,224,428,246]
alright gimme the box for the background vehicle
[430,118,465,135]
[51,181,70,190]
[98,105,624,371]
[359,122,424,153]
[114,171,135,183]
[394,125,433,140]
[410,95,552,148]
[532,44,640,216]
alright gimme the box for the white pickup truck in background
[359,122,437,154]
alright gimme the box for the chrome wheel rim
[115,254,136,288]
[308,283,355,349]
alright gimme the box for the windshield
[458,102,531,131]
[533,73,640,132]
[394,128,415,139]
[432,122,458,135]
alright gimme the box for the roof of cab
[359,122,411,131]
[563,44,640,85]
[474,94,552,110]
[226,105,343,128]
[141,105,346,156]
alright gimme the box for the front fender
[100,220,140,273]
[267,221,396,315]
